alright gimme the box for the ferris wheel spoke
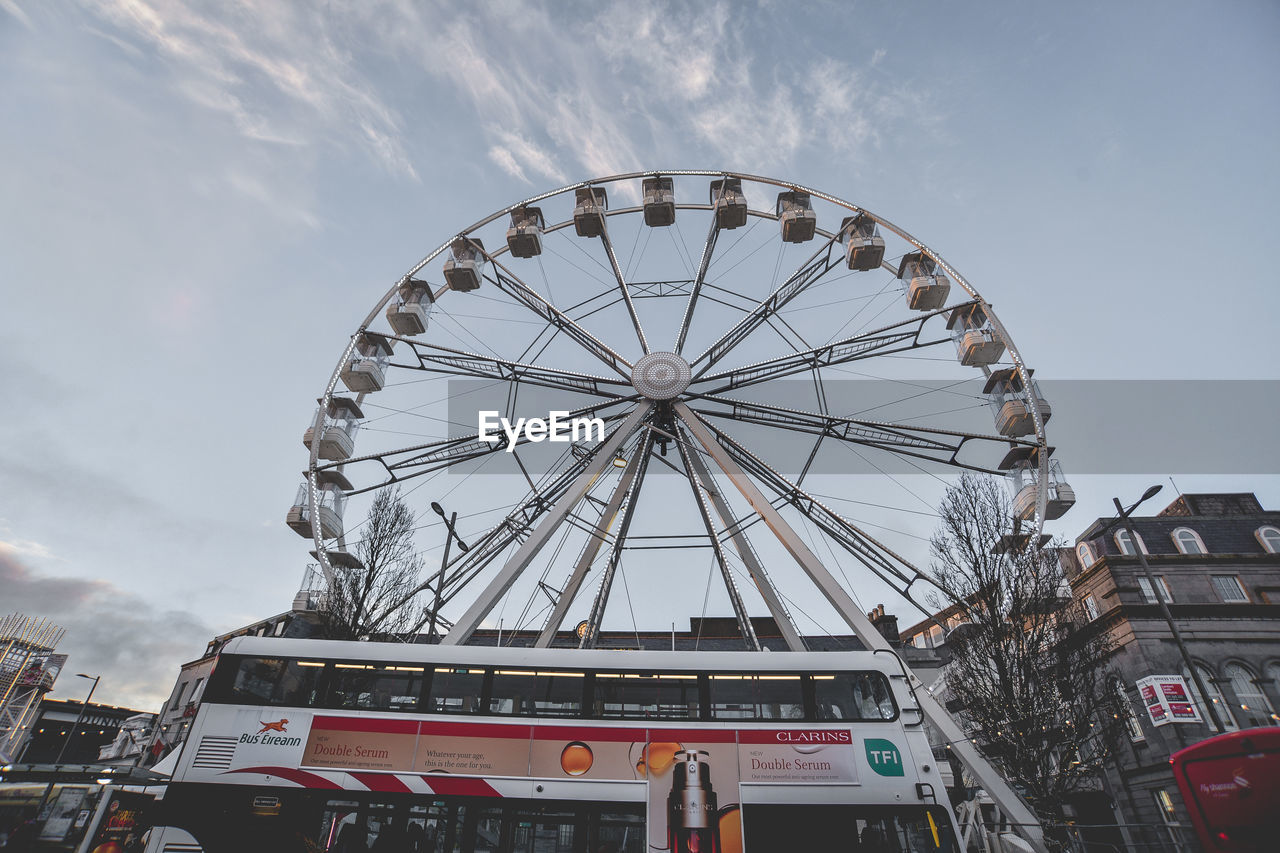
[679,435,806,651]
[672,210,723,355]
[692,300,973,394]
[689,395,1035,475]
[578,429,656,649]
[674,423,766,650]
[533,429,653,647]
[475,245,633,377]
[391,338,632,398]
[440,403,654,645]
[596,228,650,354]
[689,233,842,376]
[676,404,947,613]
[320,398,635,496]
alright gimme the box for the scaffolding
[0,613,66,762]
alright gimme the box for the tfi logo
[864,738,904,777]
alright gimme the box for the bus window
[708,674,804,720]
[228,657,325,706]
[811,672,897,721]
[593,673,700,720]
[489,670,584,717]
[330,664,427,712]
[428,667,486,714]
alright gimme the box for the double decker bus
[145,635,959,853]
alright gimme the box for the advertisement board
[1137,675,1203,727]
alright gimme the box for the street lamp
[1102,486,1226,733]
[427,502,469,642]
[54,673,100,765]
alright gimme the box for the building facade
[1064,492,1280,849]
[16,698,154,765]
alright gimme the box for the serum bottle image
[667,750,720,853]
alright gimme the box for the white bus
[145,636,958,853]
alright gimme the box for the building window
[1267,663,1280,724]
[169,682,188,712]
[1076,543,1095,567]
[1257,526,1280,554]
[1225,662,1275,728]
[1211,575,1249,603]
[1171,527,1206,555]
[1082,595,1100,621]
[1137,575,1173,604]
[1185,665,1238,732]
[1114,529,1147,556]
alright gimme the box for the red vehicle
[1170,727,1280,852]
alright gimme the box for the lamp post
[54,673,100,764]
[426,502,469,643]
[1104,486,1225,733]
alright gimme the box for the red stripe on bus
[418,721,533,739]
[532,726,646,743]
[647,728,737,743]
[421,775,501,797]
[351,772,413,793]
[224,767,342,789]
[311,716,421,735]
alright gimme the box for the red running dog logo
[257,718,289,734]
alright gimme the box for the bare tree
[321,488,427,640]
[929,473,1129,820]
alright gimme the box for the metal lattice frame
[298,171,1055,851]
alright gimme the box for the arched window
[1257,526,1280,554]
[1185,665,1238,732]
[1077,543,1095,567]
[1266,663,1280,724]
[1225,662,1275,728]
[1114,529,1147,556]
[1171,527,1206,555]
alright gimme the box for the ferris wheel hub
[630,351,692,400]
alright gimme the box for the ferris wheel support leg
[440,403,654,646]
[533,430,652,648]
[674,403,1049,853]
[681,439,807,652]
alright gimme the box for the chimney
[867,604,900,646]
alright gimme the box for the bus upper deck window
[812,673,896,721]
[428,667,486,714]
[231,658,324,707]
[709,674,804,720]
[331,664,426,712]
[489,670,583,717]
[594,673,700,720]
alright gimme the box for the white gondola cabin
[385,278,433,336]
[709,177,747,229]
[897,251,951,311]
[776,190,816,243]
[842,214,885,271]
[573,187,608,238]
[443,237,485,292]
[984,368,1052,438]
[642,176,675,227]
[302,397,363,462]
[506,206,545,258]
[946,303,1006,366]
[1001,446,1076,522]
[286,469,351,540]
[339,333,394,394]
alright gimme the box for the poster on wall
[83,789,155,853]
[645,731,742,853]
[1137,675,1204,727]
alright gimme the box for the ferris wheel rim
[303,169,1054,636]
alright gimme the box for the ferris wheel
[286,170,1075,649]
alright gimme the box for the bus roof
[219,635,903,674]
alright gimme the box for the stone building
[1064,491,1280,849]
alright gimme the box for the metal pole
[1112,496,1226,733]
[427,509,463,643]
[55,674,99,764]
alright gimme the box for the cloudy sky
[2,0,1278,710]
